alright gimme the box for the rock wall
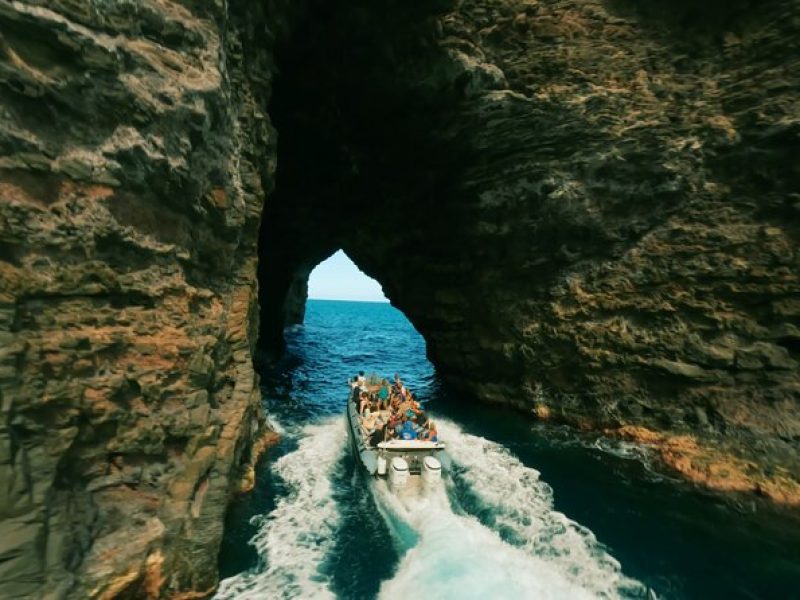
[0,0,798,598]
[263,0,800,502]
[0,1,291,597]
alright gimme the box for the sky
[307,250,388,302]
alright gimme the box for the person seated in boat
[386,412,400,434]
[350,377,361,404]
[356,371,369,395]
[362,411,381,433]
[392,373,402,392]
[371,399,382,416]
[400,418,417,440]
[420,421,438,442]
[417,421,435,441]
[369,424,382,446]
[394,415,406,438]
[407,412,419,432]
[377,379,390,407]
[370,422,389,446]
[378,404,391,422]
[398,397,421,417]
[358,391,371,415]
[415,411,428,430]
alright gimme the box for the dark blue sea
[216,300,800,599]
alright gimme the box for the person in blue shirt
[400,418,417,440]
[377,379,390,408]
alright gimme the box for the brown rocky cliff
[400,0,800,503]
[264,0,800,504]
[1,0,799,598]
[0,1,287,597]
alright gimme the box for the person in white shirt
[357,370,367,392]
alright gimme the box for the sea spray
[214,418,347,600]
[373,481,597,600]
[438,419,649,598]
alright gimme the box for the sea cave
[0,0,798,597]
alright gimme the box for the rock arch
[0,0,798,597]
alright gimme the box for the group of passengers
[349,371,438,447]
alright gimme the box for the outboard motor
[388,457,409,489]
[421,455,442,487]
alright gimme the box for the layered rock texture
[0,0,798,597]
[0,1,287,597]
[263,0,800,505]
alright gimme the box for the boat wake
[216,416,647,599]
[371,420,646,599]
[214,418,347,600]
[373,480,597,599]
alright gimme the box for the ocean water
[216,300,800,599]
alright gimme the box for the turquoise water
[217,300,800,599]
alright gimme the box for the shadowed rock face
[0,0,798,597]
[263,0,800,501]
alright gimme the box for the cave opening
[307,250,388,303]
[255,0,466,360]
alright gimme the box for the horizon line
[307,296,390,303]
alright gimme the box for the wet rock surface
[0,0,799,597]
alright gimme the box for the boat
[346,390,452,490]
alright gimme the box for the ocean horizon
[307,297,390,304]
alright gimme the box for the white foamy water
[215,415,647,600]
[214,418,347,600]
[374,481,600,600]
[433,419,648,599]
